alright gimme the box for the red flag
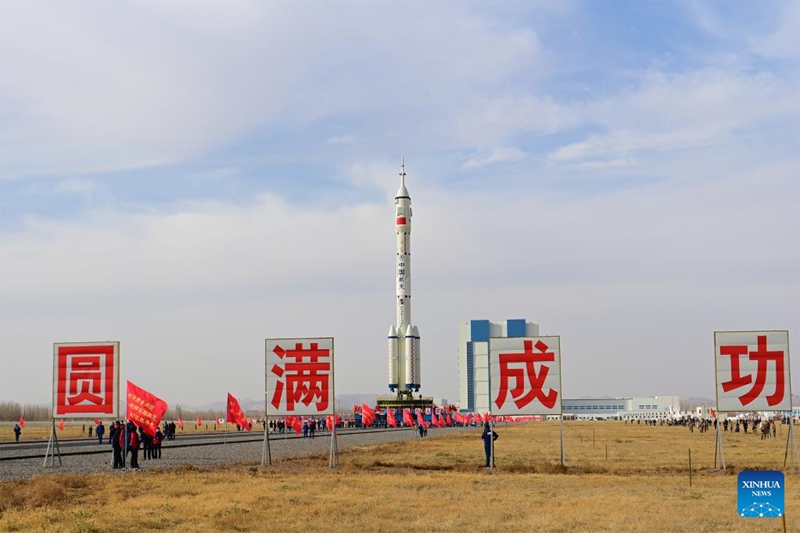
[58,419,65,430]
[19,416,25,429]
[416,410,425,427]
[94,418,101,426]
[403,408,414,427]
[430,413,441,427]
[387,408,397,428]
[439,414,447,427]
[326,415,334,430]
[196,416,202,427]
[286,416,302,435]
[126,380,168,438]
[446,414,452,426]
[177,418,183,430]
[709,408,717,419]
[361,403,375,427]
[226,393,251,431]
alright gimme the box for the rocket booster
[388,161,421,393]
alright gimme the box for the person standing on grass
[96,422,105,444]
[13,423,21,443]
[481,422,499,468]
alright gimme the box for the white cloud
[326,134,357,145]
[462,146,526,168]
[0,2,547,177]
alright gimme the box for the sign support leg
[714,420,726,471]
[784,418,799,471]
[43,419,62,468]
[261,418,272,467]
[560,415,566,467]
[329,423,339,468]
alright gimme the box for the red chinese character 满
[270,342,330,412]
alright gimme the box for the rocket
[388,161,421,393]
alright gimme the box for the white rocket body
[388,165,421,393]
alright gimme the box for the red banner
[361,403,375,427]
[387,408,397,428]
[403,408,414,426]
[196,416,202,427]
[177,417,183,429]
[126,381,168,438]
[19,416,24,428]
[285,416,302,435]
[226,393,251,431]
[58,419,65,430]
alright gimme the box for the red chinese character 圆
[270,342,331,412]
[495,339,558,410]
[67,356,104,406]
[720,335,786,407]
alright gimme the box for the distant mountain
[189,393,381,414]
[336,393,379,411]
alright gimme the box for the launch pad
[376,394,434,411]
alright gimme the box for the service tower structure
[388,161,421,397]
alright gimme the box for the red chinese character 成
[495,340,558,410]
[720,335,785,407]
[270,342,330,412]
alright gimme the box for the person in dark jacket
[96,422,105,444]
[481,422,499,468]
[13,424,21,443]
[110,422,123,469]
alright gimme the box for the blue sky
[0,1,797,408]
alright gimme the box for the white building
[561,396,681,420]
[457,319,540,413]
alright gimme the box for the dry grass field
[1,421,798,532]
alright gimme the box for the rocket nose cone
[388,325,397,336]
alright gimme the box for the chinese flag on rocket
[226,393,251,431]
[361,403,375,427]
[126,381,168,438]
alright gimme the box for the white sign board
[489,336,562,416]
[715,330,791,412]
[266,337,334,416]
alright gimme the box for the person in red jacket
[122,422,140,470]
